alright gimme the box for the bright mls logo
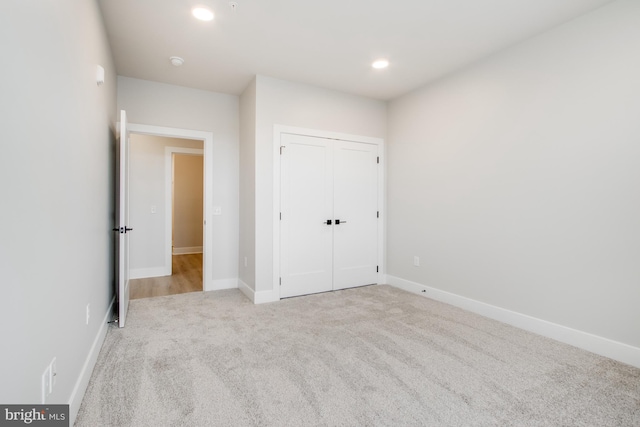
[0,405,68,426]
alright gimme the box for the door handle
[323,220,332,225]
[335,219,347,225]
[112,227,133,234]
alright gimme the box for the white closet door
[333,140,378,290]
[280,133,334,298]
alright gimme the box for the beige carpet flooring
[75,285,640,426]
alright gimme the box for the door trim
[272,125,385,301]
[127,123,214,292]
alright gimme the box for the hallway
[130,254,202,299]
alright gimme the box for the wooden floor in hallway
[130,253,202,300]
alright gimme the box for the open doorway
[127,132,206,299]
[166,151,204,297]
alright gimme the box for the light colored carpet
[75,285,640,426]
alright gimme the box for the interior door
[333,140,378,290]
[117,110,131,327]
[279,133,379,299]
[280,133,334,298]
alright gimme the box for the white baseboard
[238,279,253,302]
[130,267,168,279]
[255,288,279,304]
[238,280,279,304]
[206,278,238,292]
[172,246,203,255]
[68,295,115,426]
[385,275,640,369]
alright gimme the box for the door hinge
[376,266,379,273]
[377,156,379,164]
[280,212,282,220]
[280,146,285,155]
[279,277,282,286]
[377,211,379,218]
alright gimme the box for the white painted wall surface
[387,0,640,348]
[118,77,239,284]
[129,135,202,275]
[0,0,116,422]
[254,76,387,292]
[239,79,257,289]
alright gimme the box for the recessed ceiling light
[192,7,214,21]
[170,56,185,67]
[372,59,389,69]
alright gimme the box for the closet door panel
[280,134,334,298]
[333,140,378,290]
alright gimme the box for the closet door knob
[323,219,332,225]
[335,219,347,225]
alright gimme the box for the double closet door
[280,133,379,299]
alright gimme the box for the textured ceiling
[99,0,614,100]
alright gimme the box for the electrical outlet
[86,303,90,325]
[414,256,420,267]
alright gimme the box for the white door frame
[165,147,204,274]
[272,125,385,301]
[128,123,214,292]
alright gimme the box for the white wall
[118,77,239,284]
[0,0,116,422]
[239,79,257,289]
[254,76,387,292]
[129,135,202,276]
[387,0,640,349]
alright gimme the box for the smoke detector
[170,56,185,67]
